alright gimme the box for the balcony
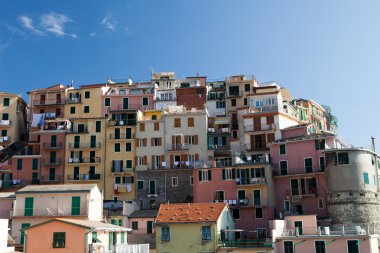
[68,142,101,149]
[67,173,101,181]
[155,96,177,101]
[109,134,134,140]
[0,120,12,126]
[236,177,266,186]
[219,240,272,249]
[68,157,101,164]
[109,104,148,111]
[167,144,189,151]
[208,127,230,134]
[44,112,64,120]
[42,158,63,166]
[66,97,81,104]
[235,155,270,166]
[272,167,324,177]
[0,136,10,143]
[42,123,68,131]
[108,119,137,126]
[214,199,249,207]
[245,144,268,152]
[43,142,64,149]
[67,126,89,134]
[278,224,372,238]
[227,90,242,97]
[12,206,88,217]
[39,175,63,184]
[244,124,275,132]
[112,166,133,173]
[32,99,63,106]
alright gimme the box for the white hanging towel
[31,114,44,127]
[126,184,132,192]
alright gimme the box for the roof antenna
[371,137,376,152]
[70,80,74,87]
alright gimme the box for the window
[70,107,76,114]
[338,152,349,164]
[266,116,274,125]
[154,122,159,131]
[20,223,30,244]
[253,190,261,206]
[152,115,157,120]
[24,197,34,216]
[1,129,7,137]
[161,227,170,241]
[71,196,80,215]
[85,91,90,98]
[305,158,313,173]
[32,159,38,170]
[199,170,212,181]
[231,99,236,107]
[174,118,181,127]
[318,198,324,209]
[140,123,145,132]
[347,240,359,253]
[255,207,263,218]
[284,200,290,212]
[84,106,89,113]
[222,169,235,180]
[280,161,288,175]
[115,177,121,184]
[132,221,138,230]
[105,98,111,106]
[187,117,194,127]
[114,143,121,152]
[125,143,132,152]
[172,177,178,187]
[138,157,144,166]
[2,113,8,121]
[149,180,156,195]
[126,160,132,168]
[202,226,211,240]
[188,135,195,145]
[244,98,248,106]
[3,98,9,106]
[142,97,149,106]
[53,232,66,248]
[190,176,194,185]
[363,172,369,184]
[319,157,325,171]
[245,83,250,92]
[238,190,246,200]
[315,241,326,253]
[315,139,326,150]
[17,159,22,170]
[284,241,294,253]
[232,208,240,219]
[139,138,146,147]
[216,101,225,108]
[215,191,224,201]
[291,179,299,195]
[137,180,144,189]
[96,121,101,132]
[279,144,286,155]
[152,138,160,146]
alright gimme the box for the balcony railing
[43,142,64,149]
[209,145,231,154]
[42,158,63,165]
[227,90,242,97]
[109,134,134,140]
[68,142,101,149]
[214,199,249,207]
[67,173,101,180]
[68,126,89,134]
[39,175,63,183]
[66,97,81,104]
[33,99,63,106]
[167,144,189,151]
[219,240,272,249]
[272,167,324,176]
[109,104,149,111]
[155,96,177,101]
[236,177,266,186]
[0,120,12,126]
[108,120,137,126]
[44,112,64,120]
[112,166,133,173]
[244,124,274,132]
[0,136,10,143]
[245,144,268,152]
[12,207,88,217]
[278,224,372,237]
[208,127,230,134]
[68,157,101,164]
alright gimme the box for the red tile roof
[155,203,227,224]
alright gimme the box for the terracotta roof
[27,84,66,93]
[155,203,227,224]
[16,184,97,194]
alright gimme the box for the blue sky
[1,0,379,147]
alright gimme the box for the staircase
[0,141,28,164]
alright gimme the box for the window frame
[161,226,170,241]
[201,225,212,241]
[172,177,178,187]
[52,232,66,248]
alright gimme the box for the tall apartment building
[292,98,328,132]
[64,84,108,192]
[153,72,178,110]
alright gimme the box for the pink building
[271,214,379,253]
[269,124,343,218]
[0,192,14,219]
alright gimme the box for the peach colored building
[23,218,133,253]
[269,124,344,218]
[128,210,157,235]
[0,192,14,219]
[11,184,102,245]
[271,214,379,253]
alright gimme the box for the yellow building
[155,203,234,253]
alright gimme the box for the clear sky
[1,0,379,148]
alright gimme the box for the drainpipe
[103,120,107,199]
[24,231,27,253]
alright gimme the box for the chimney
[371,137,376,152]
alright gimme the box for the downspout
[24,231,27,253]
[103,119,107,199]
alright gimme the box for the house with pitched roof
[155,203,234,253]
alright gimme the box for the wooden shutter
[170,155,174,167]
[188,117,194,127]
[136,139,139,147]
[143,138,147,147]
[151,156,155,166]
[158,137,162,146]
[184,135,189,144]
[267,133,275,143]
[140,123,145,131]
[195,154,199,161]
[172,136,175,145]
[161,155,165,165]
[181,154,187,162]
[195,135,198,145]
[154,122,159,131]
[151,138,154,146]
[143,156,147,165]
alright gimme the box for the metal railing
[43,142,64,149]
[279,224,372,237]
[68,126,89,134]
[109,104,150,111]
[214,198,249,207]
[42,158,63,165]
[12,207,88,217]
[208,127,230,134]
[112,166,134,173]
[108,120,137,126]
[109,134,134,140]
[167,144,189,151]
[67,173,101,180]
[68,157,101,164]
[66,97,81,104]
[219,239,272,248]
[32,99,64,106]
[68,142,101,149]
[236,177,266,185]
[244,124,274,132]
[0,120,12,126]
[44,112,64,119]
[272,167,324,176]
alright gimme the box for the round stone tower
[325,148,380,233]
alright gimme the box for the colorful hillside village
[0,72,379,253]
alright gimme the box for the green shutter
[126,160,132,168]
[24,197,34,216]
[199,171,202,181]
[71,196,80,215]
[118,219,122,226]
[121,232,125,243]
[3,98,10,106]
[96,121,101,132]
[208,170,212,181]
[32,159,38,170]
[126,128,132,139]
[109,233,113,250]
[17,159,23,170]
[222,169,226,180]
[20,223,30,244]
[232,169,236,179]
